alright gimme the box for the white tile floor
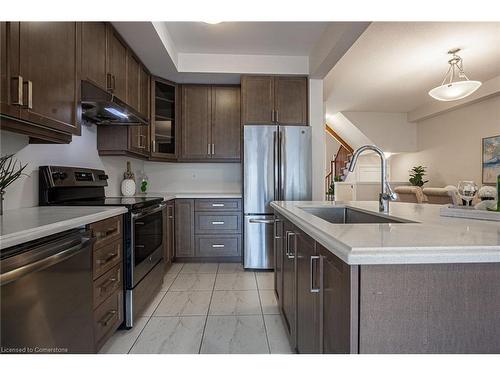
[99,263,295,354]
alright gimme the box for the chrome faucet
[348,145,397,213]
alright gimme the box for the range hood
[81,80,148,126]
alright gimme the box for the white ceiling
[324,22,500,114]
[164,22,330,56]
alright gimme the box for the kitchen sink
[300,206,408,224]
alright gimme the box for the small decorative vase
[121,179,136,197]
[121,161,136,197]
[137,170,149,194]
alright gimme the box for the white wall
[0,123,241,210]
[325,134,341,174]
[0,125,145,210]
[342,112,417,153]
[309,79,326,201]
[391,95,500,187]
[144,162,241,193]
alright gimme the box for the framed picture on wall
[482,135,500,184]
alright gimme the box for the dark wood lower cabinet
[295,228,320,354]
[174,199,195,258]
[318,244,358,354]
[273,216,284,308]
[165,201,175,267]
[281,220,296,348]
[174,198,242,262]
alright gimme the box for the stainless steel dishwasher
[1,228,95,353]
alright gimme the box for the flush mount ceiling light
[428,48,482,101]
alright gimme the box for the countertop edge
[270,202,500,265]
[1,207,128,250]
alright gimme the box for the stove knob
[52,172,61,180]
[59,172,68,180]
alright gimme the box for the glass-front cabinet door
[150,77,177,159]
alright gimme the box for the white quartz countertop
[271,201,500,265]
[142,192,242,201]
[0,206,128,249]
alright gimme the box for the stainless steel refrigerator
[243,125,312,269]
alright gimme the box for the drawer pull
[212,221,225,225]
[99,310,117,327]
[95,227,118,239]
[99,277,118,292]
[212,244,225,248]
[97,252,118,265]
[212,203,225,207]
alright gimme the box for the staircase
[325,124,354,200]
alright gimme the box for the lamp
[428,48,481,101]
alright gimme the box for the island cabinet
[174,198,242,261]
[275,212,500,354]
[0,21,81,143]
[241,75,308,126]
[179,85,241,162]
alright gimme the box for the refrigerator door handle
[279,129,285,201]
[273,130,279,201]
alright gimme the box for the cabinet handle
[97,251,118,265]
[95,227,118,239]
[310,255,320,293]
[106,73,113,91]
[99,310,117,327]
[112,75,116,91]
[272,110,275,123]
[212,244,225,248]
[212,143,215,155]
[276,110,279,123]
[11,76,23,106]
[99,277,118,292]
[211,221,225,225]
[138,134,146,149]
[285,231,295,259]
[152,140,156,152]
[211,203,224,207]
[273,219,282,240]
[23,80,33,109]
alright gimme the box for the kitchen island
[271,201,500,354]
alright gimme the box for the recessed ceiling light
[428,48,482,102]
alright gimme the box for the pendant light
[428,48,482,101]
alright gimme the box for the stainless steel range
[39,165,165,328]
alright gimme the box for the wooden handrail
[325,124,354,154]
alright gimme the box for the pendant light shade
[429,48,482,101]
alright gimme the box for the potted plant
[409,165,429,187]
[326,176,342,200]
[0,154,28,215]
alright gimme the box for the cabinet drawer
[94,290,123,348]
[195,212,242,234]
[90,215,122,249]
[93,264,122,309]
[93,240,122,280]
[195,199,241,212]
[196,235,241,257]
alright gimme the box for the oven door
[130,203,165,287]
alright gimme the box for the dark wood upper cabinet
[180,85,241,162]
[81,22,107,90]
[241,75,308,126]
[180,85,212,160]
[211,86,241,160]
[296,228,320,354]
[0,22,81,141]
[275,76,308,125]
[175,199,195,258]
[150,77,177,160]
[126,51,140,111]
[241,75,274,124]
[106,25,127,102]
[139,65,150,119]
